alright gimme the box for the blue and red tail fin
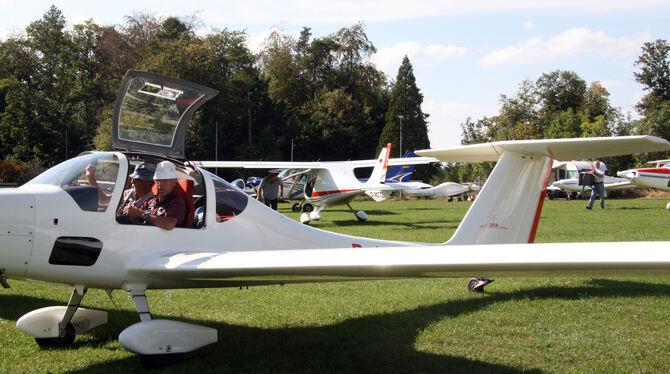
[386,151,418,182]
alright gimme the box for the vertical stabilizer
[416,136,670,246]
[446,151,552,245]
[366,143,392,186]
[386,151,418,182]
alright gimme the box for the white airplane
[617,160,670,208]
[617,160,670,192]
[192,143,443,224]
[2,70,670,368]
[548,175,633,197]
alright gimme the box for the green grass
[2,198,670,373]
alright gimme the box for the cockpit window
[117,77,207,148]
[26,153,120,212]
[204,171,248,222]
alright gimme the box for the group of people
[89,160,187,230]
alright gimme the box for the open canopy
[111,70,218,159]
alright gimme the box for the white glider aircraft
[192,143,445,224]
[2,70,670,367]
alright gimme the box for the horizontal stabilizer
[416,136,670,162]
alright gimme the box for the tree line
[1,7,668,185]
[444,39,670,184]
[0,6,429,183]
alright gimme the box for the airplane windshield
[26,153,120,212]
[202,171,249,222]
[117,77,206,147]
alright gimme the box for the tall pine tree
[378,56,433,181]
[378,56,430,154]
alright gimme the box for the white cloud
[479,28,650,66]
[372,41,469,68]
[524,21,534,30]
[423,100,498,149]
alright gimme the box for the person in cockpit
[115,162,155,222]
[125,161,186,230]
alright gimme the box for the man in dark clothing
[116,162,155,221]
[125,161,186,230]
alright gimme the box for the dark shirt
[139,192,187,227]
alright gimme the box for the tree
[633,39,670,163]
[634,39,670,115]
[378,56,429,154]
[377,56,432,181]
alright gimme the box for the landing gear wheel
[139,353,185,368]
[35,322,75,348]
[467,277,494,293]
[291,203,301,212]
[303,203,314,212]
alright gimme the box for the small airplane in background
[618,160,670,208]
[548,175,633,199]
[4,70,670,368]
[193,144,442,224]
[360,150,478,199]
[546,160,633,199]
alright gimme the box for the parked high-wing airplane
[193,143,442,224]
[236,151,473,214]
[2,70,670,368]
[548,175,633,197]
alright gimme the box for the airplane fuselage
[0,152,409,291]
[618,167,670,191]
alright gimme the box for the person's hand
[85,164,97,182]
[126,206,142,220]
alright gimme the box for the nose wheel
[468,277,494,293]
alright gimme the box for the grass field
[2,198,670,373]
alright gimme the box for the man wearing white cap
[126,161,186,230]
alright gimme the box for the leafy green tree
[634,39,670,115]
[633,39,670,163]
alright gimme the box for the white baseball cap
[154,161,178,180]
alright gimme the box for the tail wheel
[303,203,314,212]
[291,203,301,212]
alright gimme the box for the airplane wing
[417,135,670,162]
[604,180,635,190]
[190,161,324,169]
[191,157,438,170]
[127,241,670,285]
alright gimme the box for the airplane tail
[416,136,670,245]
[365,143,392,186]
[386,151,418,182]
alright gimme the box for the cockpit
[25,152,249,228]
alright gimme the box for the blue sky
[1,1,669,149]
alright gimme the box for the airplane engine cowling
[119,320,217,355]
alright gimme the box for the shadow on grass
[2,278,669,373]
[616,206,659,210]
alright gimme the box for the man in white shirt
[586,160,607,210]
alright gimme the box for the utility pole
[397,115,404,157]
[214,121,218,161]
[248,91,252,159]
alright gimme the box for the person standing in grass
[257,171,284,210]
[586,160,607,210]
